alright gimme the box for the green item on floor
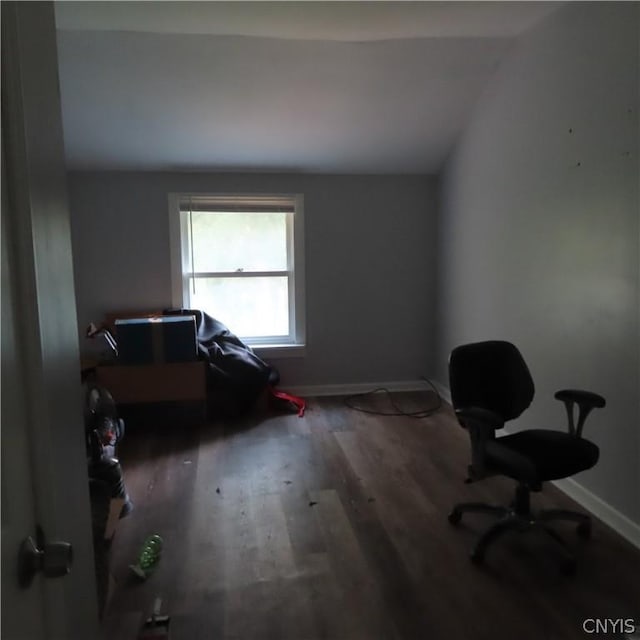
[129,534,163,579]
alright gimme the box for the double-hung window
[169,193,305,354]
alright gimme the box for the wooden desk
[95,361,207,423]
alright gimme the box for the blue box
[115,316,198,365]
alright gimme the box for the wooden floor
[103,392,640,640]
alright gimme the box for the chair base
[448,484,591,574]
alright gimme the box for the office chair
[447,340,605,573]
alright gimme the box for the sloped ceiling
[54,1,561,174]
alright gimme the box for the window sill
[251,343,306,359]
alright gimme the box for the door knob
[18,528,73,588]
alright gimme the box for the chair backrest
[449,341,535,423]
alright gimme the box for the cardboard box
[96,362,206,404]
[115,316,197,365]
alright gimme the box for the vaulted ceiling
[54,1,561,174]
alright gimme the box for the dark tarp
[166,309,279,417]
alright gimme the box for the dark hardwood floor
[102,391,640,640]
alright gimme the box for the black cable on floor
[343,377,442,418]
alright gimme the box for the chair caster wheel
[576,521,591,539]
[448,509,462,526]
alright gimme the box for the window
[169,193,305,354]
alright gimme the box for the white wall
[68,172,438,388]
[437,2,639,528]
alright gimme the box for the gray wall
[437,2,639,524]
[69,172,438,387]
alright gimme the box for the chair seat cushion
[487,429,599,484]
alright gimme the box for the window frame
[169,192,306,357]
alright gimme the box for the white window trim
[168,193,306,357]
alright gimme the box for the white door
[1,135,47,640]
[1,2,100,638]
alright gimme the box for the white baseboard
[552,477,640,550]
[284,379,431,398]
[431,380,452,405]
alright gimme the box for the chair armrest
[554,389,606,437]
[554,389,606,408]
[455,407,504,430]
[455,407,504,479]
